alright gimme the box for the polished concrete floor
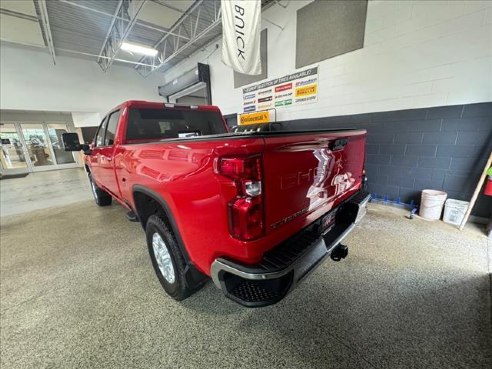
[1,170,491,368]
[0,168,92,217]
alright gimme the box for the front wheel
[89,174,112,206]
[146,215,196,301]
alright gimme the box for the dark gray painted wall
[276,102,492,218]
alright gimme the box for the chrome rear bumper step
[211,191,371,307]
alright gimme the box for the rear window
[126,108,227,141]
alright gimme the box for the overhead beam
[0,38,156,68]
[36,0,56,64]
[135,0,273,77]
[153,0,205,50]
[97,0,147,72]
[152,0,188,14]
[142,19,220,77]
[0,8,38,22]
[136,0,222,77]
[56,0,190,41]
[97,0,124,69]
[274,0,289,9]
[57,48,156,67]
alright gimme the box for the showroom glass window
[105,110,120,146]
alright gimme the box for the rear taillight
[218,157,262,182]
[217,156,264,241]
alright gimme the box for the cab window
[104,110,120,146]
[95,117,107,147]
[126,108,227,142]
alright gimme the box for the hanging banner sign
[221,0,262,75]
[239,110,270,125]
[241,67,318,112]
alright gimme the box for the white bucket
[419,190,447,220]
[443,199,469,226]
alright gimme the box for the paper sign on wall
[242,67,318,112]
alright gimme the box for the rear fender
[132,185,208,283]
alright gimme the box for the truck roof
[110,100,221,114]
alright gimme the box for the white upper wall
[71,112,103,128]
[0,44,162,119]
[159,0,492,119]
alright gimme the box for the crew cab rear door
[261,130,366,234]
[87,116,107,186]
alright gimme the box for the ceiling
[0,0,279,77]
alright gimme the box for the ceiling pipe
[36,0,56,65]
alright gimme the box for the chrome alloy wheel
[152,233,175,284]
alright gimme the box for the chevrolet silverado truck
[63,100,370,307]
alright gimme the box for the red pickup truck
[63,100,369,307]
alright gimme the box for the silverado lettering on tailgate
[271,206,311,229]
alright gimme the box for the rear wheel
[89,174,112,206]
[146,215,195,301]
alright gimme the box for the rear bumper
[211,191,371,307]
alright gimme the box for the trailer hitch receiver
[330,244,348,261]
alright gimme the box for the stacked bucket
[419,190,469,226]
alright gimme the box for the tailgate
[262,130,366,234]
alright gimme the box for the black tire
[146,215,195,301]
[89,174,112,206]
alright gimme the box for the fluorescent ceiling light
[121,42,158,56]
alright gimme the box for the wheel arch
[132,186,176,230]
[132,185,208,283]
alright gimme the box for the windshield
[126,108,227,142]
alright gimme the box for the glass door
[0,122,81,174]
[18,123,81,172]
[0,123,30,174]
[20,124,56,170]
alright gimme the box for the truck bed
[116,128,366,275]
[123,127,363,144]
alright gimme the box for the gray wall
[277,102,492,218]
[296,0,367,68]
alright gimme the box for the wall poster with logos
[242,66,318,112]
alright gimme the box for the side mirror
[62,133,92,155]
[62,133,81,151]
